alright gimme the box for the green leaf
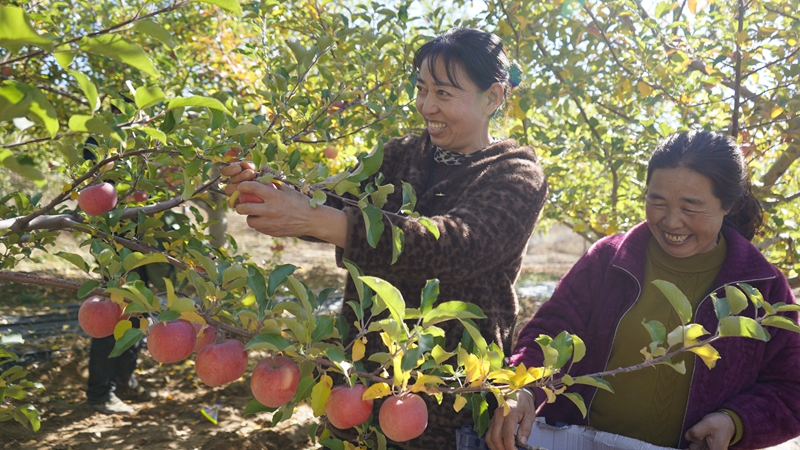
[471,393,490,437]
[245,332,293,351]
[54,44,75,69]
[243,398,277,415]
[551,331,574,369]
[55,251,88,272]
[359,276,405,325]
[0,82,30,122]
[420,279,440,314]
[718,316,769,341]
[563,392,587,418]
[642,319,666,344]
[192,0,243,16]
[79,34,159,78]
[133,20,175,48]
[418,217,440,239]
[0,6,54,53]
[0,333,23,346]
[310,189,327,208]
[761,315,800,334]
[460,318,488,354]
[68,70,99,112]
[135,85,166,110]
[725,285,748,315]
[109,328,144,358]
[348,140,384,182]
[361,204,385,249]
[222,264,248,286]
[310,316,335,342]
[739,283,774,314]
[342,259,369,307]
[17,84,58,138]
[13,404,41,432]
[157,310,181,322]
[0,149,45,187]
[77,280,101,299]
[712,293,731,320]
[535,335,559,367]
[168,96,230,114]
[652,280,692,324]
[187,248,217,282]
[267,264,296,297]
[658,358,686,374]
[422,301,486,327]
[122,252,168,273]
[139,127,167,143]
[390,224,404,264]
[574,376,613,393]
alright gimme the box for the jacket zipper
[677,274,777,444]
[585,264,642,424]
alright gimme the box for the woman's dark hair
[412,28,520,115]
[646,130,764,241]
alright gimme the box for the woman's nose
[663,209,684,228]
[420,95,438,115]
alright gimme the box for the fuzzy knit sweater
[331,131,547,449]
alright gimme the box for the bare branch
[0,270,105,297]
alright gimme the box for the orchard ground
[2,207,799,449]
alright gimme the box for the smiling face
[646,167,731,258]
[415,57,500,154]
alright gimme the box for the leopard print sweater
[331,132,547,449]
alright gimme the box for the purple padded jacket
[511,222,800,449]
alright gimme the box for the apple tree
[1,0,800,448]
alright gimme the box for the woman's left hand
[685,412,735,450]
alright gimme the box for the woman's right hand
[220,161,257,196]
[485,389,537,450]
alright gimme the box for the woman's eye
[437,89,448,96]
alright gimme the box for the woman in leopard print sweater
[224,28,547,449]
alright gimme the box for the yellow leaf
[110,293,126,308]
[689,344,720,369]
[771,106,785,119]
[113,319,132,340]
[352,338,366,362]
[179,310,206,325]
[393,353,411,389]
[237,311,259,332]
[227,190,240,208]
[688,0,697,14]
[410,374,445,394]
[453,394,467,412]
[319,429,331,440]
[310,374,333,417]
[464,353,490,387]
[736,31,748,46]
[170,297,196,312]
[241,292,256,306]
[637,81,653,97]
[362,382,392,401]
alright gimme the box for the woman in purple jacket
[487,130,800,450]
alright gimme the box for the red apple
[379,393,428,442]
[1,66,12,77]
[250,356,300,407]
[147,320,196,364]
[323,146,338,159]
[192,323,217,353]
[78,182,118,216]
[328,100,346,113]
[78,296,123,338]
[224,148,241,162]
[132,191,148,202]
[238,193,264,204]
[195,339,248,386]
[326,384,373,429]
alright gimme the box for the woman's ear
[485,82,505,117]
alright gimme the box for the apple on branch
[147,320,196,364]
[250,355,300,408]
[78,182,118,216]
[379,393,428,442]
[195,339,248,386]
[325,384,373,429]
[78,296,124,338]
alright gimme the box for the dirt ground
[3,212,799,450]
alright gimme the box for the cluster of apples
[77,296,428,442]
